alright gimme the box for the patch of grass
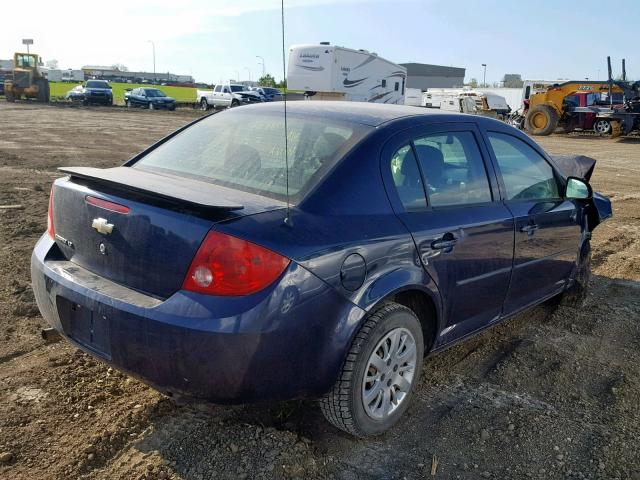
[49,82,197,104]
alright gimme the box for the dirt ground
[0,103,638,480]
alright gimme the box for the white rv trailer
[422,88,511,117]
[62,69,85,82]
[404,87,422,106]
[287,43,407,104]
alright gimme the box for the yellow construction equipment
[525,81,624,135]
[3,52,50,103]
[525,57,640,137]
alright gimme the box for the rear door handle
[520,224,539,235]
[431,237,457,250]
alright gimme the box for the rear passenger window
[390,145,427,211]
[413,132,492,206]
[487,132,559,200]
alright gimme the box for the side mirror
[565,177,592,200]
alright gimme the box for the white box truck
[287,43,407,104]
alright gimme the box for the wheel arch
[358,277,443,355]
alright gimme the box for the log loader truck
[525,58,640,137]
[3,52,50,103]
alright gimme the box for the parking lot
[0,103,638,480]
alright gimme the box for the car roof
[237,101,476,127]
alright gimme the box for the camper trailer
[422,89,510,118]
[62,70,85,82]
[404,87,422,106]
[287,43,407,104]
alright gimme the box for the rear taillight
[47,187,55,239]
[182,231,290,296]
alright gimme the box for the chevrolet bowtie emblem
[91,218,114,235]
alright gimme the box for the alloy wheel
[362,327,417,420]
[594,120,611,135]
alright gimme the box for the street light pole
[256,56,265,77]
[235,70,240,82]
[245,67,251,82]
[482,63,487,87]
[148,41,156,84]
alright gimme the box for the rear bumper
[31,235,365,403]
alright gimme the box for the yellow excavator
[3,52,50,103]
[525,57,640,137]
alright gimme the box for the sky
[1,0,637,85]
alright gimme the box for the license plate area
[56,297,112,358]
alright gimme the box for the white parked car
[196,84,262,110]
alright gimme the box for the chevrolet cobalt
[32,102,611,436]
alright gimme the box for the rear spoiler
[59,166,245,211]
[550,155,596,181]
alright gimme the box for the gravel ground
[0,103,638,480]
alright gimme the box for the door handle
[431,236,457,251]
[520,224,539,235]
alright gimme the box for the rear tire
[593,119,612,135]
[525,105,559,135]
[148,102,154,110]
[125,99,131,108]
[36,79,49,103]
[320,302,424,437]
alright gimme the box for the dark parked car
[125,87,176,110]
[32,103,611,437]
[251,86,283,102]
[0,73,5,95]
[82,80,113,106]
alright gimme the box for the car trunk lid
[51,167,285,299]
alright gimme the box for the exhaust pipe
[41,328,62,344]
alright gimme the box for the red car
[563,92,623,135]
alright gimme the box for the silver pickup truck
[196,84,262,110]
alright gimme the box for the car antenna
[281,0,292,227]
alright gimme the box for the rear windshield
[86,81,109,89]
[145,89,166,97]
[133,109,371,202]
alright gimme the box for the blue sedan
[124,87,176,110]
[31,102,611,437]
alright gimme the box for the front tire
[200,98,209,110]
[525,105,559,135]
[320,302,424,437]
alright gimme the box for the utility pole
[481,63,487,87]
[256,56,265,77]
[148,40,156,83]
